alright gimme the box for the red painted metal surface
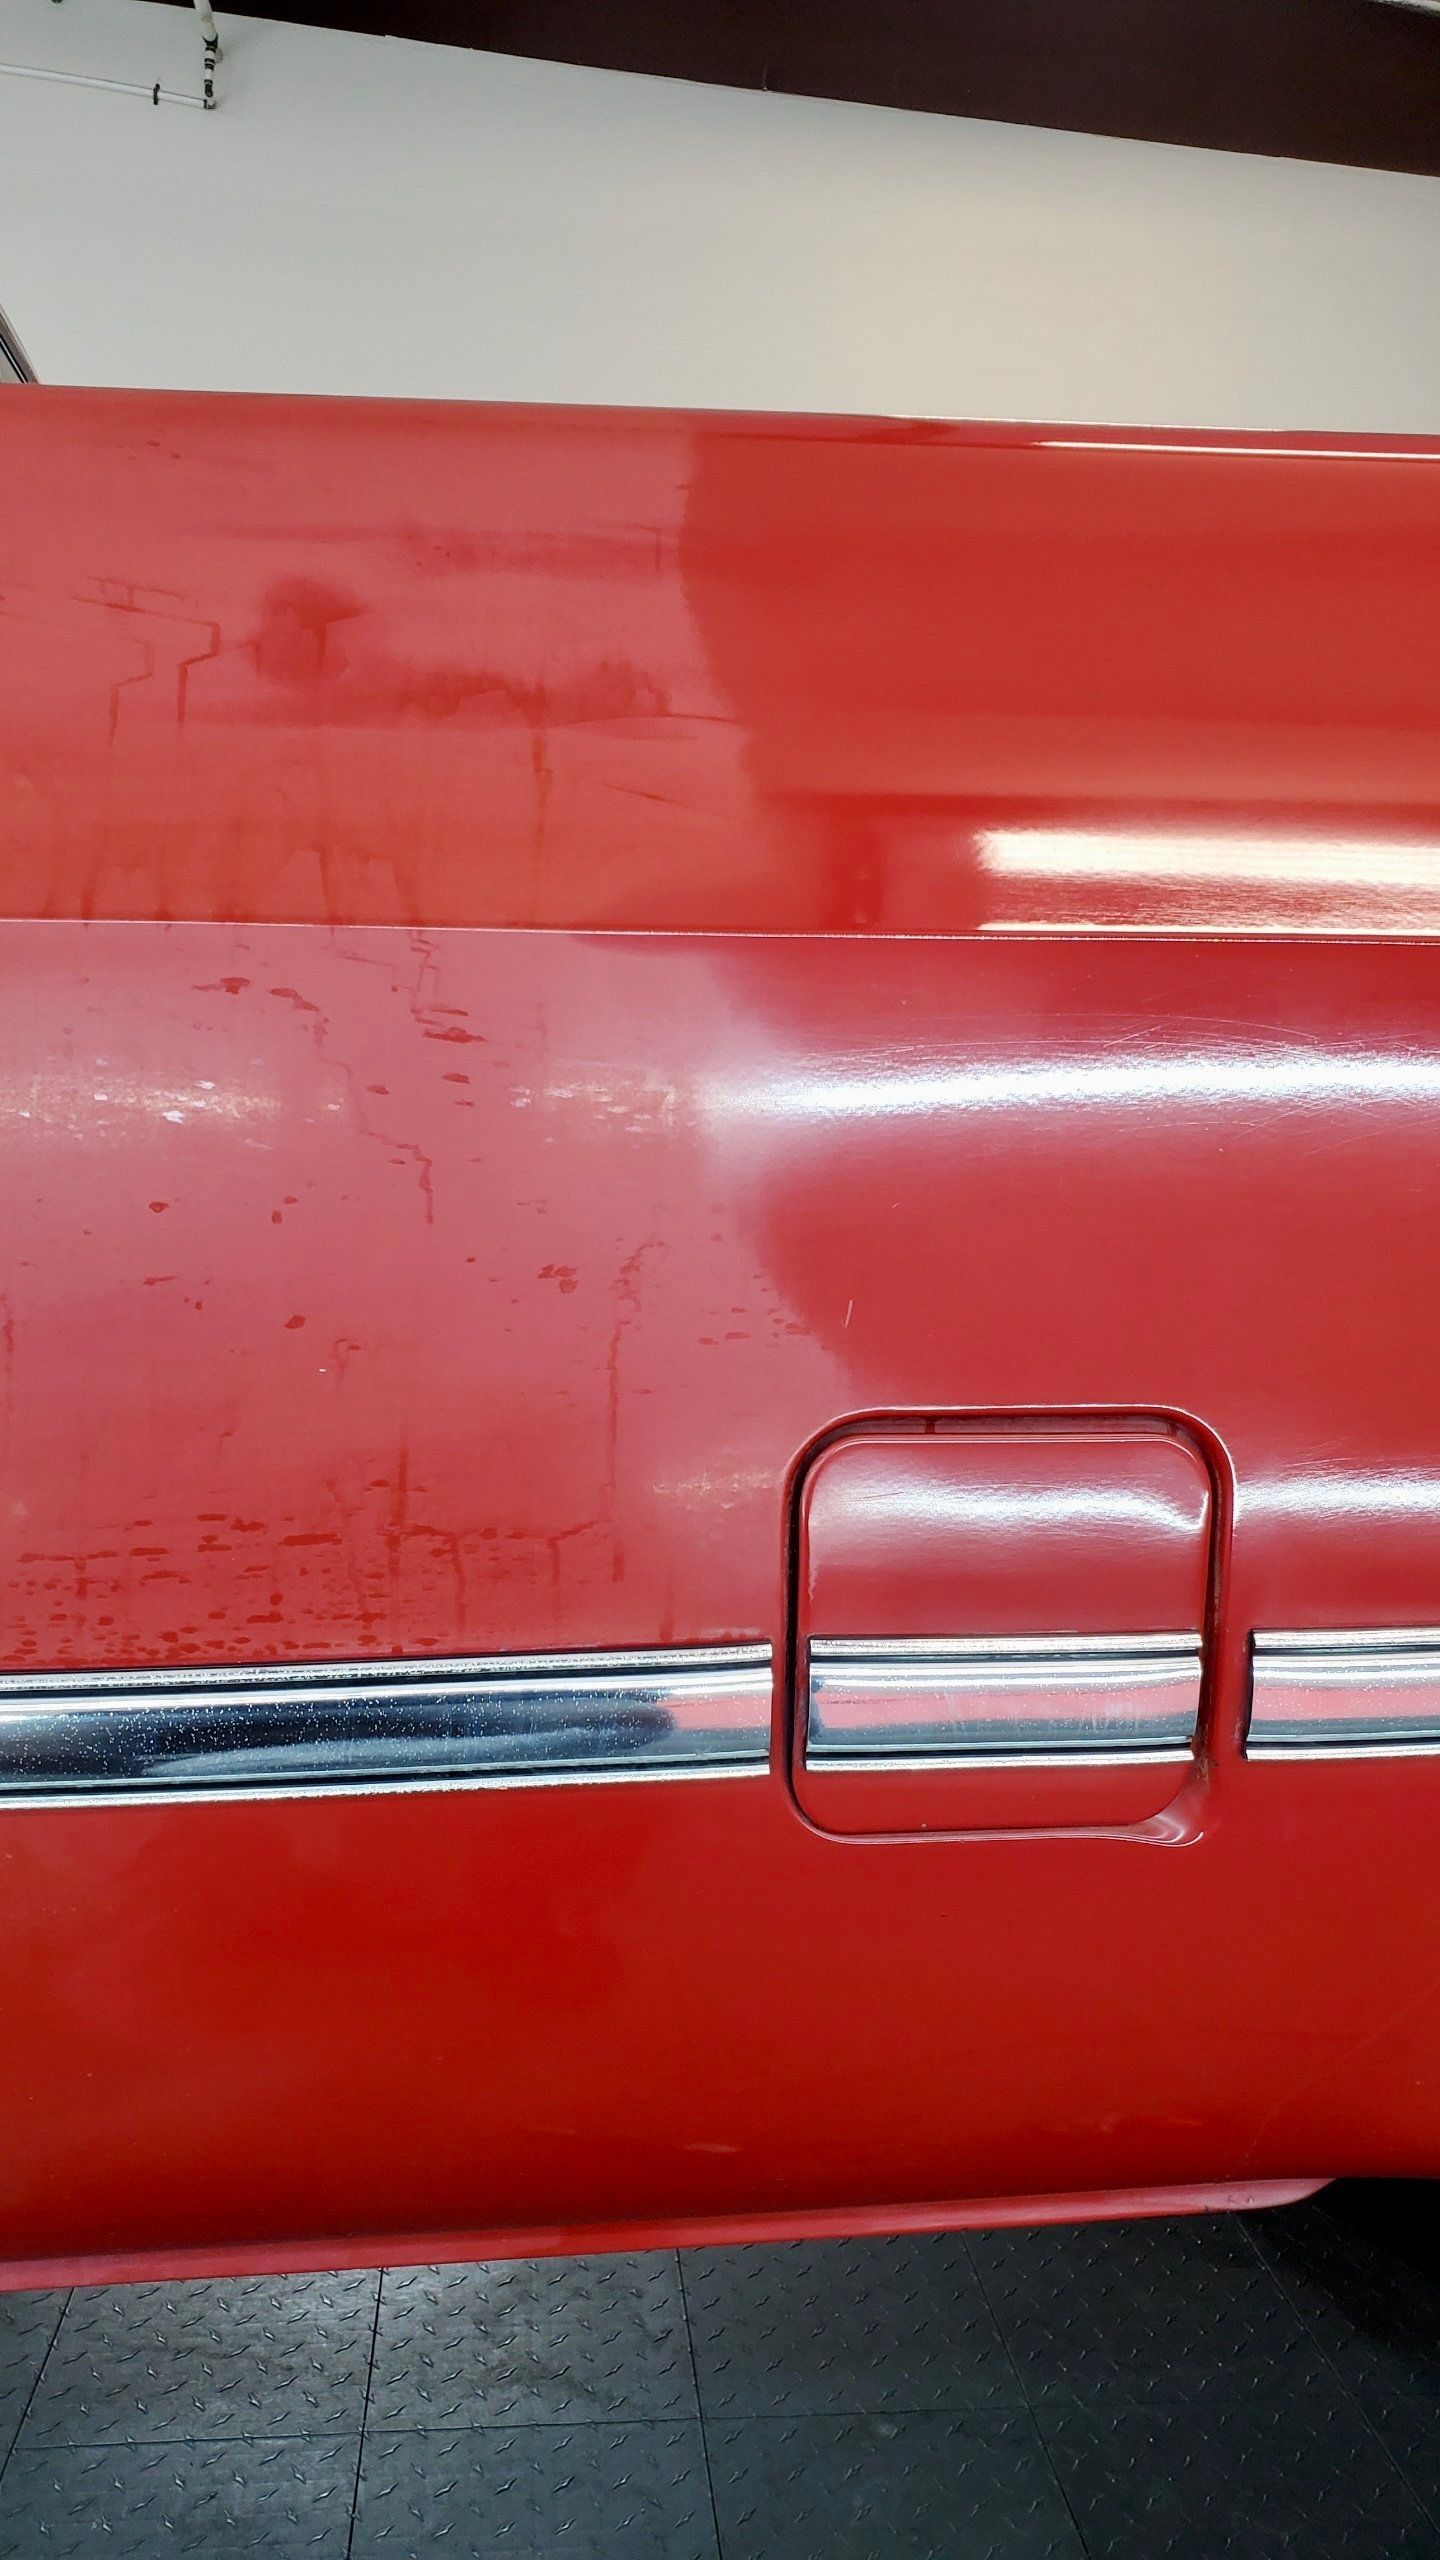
[3,392,1440,2281]
[5,394,1440,939]
[800,1426,1211,1636]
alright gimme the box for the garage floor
[1,2187,1439,2556]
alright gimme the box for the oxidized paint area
[3,399,1439,937]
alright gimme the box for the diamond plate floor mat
[4,2188,1440,2557]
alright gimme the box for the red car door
[1,392,1437,2282]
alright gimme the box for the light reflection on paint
[706,1044,1440,1125]
[979,919,1440,937]
[978,830,1440,891]
[1039,439,1440,465]
[826,1480,1201,1539]
[0,1070,281,1135]
[1245,1470,1440,1525]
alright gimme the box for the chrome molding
[1249,1629,1440,1757]
[805,1634,1201,1770]
[0,1646,773,1805]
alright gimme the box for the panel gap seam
[344,2268,385,2560]
[0,2290,73,2488]
[677,2251,727,2559]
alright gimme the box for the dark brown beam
[174,0,1440,178]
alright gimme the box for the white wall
[1,0,1438,425]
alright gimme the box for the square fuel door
[792,1420,1214,1835]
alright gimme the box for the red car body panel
[2,391,1439,2282]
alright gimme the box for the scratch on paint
[386,1441,411,1607]
[408,1523,470,1632]
[531,719,552,880]
[605,1237,665,1577]
[259,972,440,1228]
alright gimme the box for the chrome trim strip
[809,1748,1193,1775]
[1248,1629,1440,1756]
[805,1634,1202,1768]
[0,1646,773,1804]
[1255,1628,1440,1655]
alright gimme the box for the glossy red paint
[800,1425,1211,1635]
[4,393,1440,2282]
